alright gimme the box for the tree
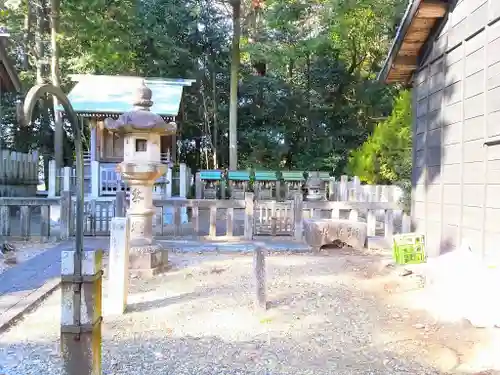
[347,90,412,185]
[0,0,407,176]
[229,0,241,170]
[50,0,63,169]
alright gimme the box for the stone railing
[152,196,253,240]
[195,172,404,203]
[253,194,409,238]
[0,192,409,243]
[0,196,66,241]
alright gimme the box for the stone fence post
[195,172,202,199]
[328,176,336,201]
[179,163,187,198]
[244,192,254,240]
[40,205,50,241]
[293,192,303,241]
[339,175,348,201]
[20,205,31,241]
[0,205,10,237]
[48,160,57,197]
[60,191,72,240]
[115,191,127,217]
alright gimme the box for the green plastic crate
[392,233,426,265]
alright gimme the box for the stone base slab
[129,243,169,278]
[303,218,368,251]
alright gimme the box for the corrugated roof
[56,75,195,117]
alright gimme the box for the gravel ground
[0,240,60,274]
[0,247,499,374]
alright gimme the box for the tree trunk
[228,0,240,170]
[211,55,218,169]
[22,0,33,71]
[306,53,311,153]
[50,0,64,168]
[36,0,51,191]
[35,0,46,85]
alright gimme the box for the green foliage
[0,0,407,174]
[347,90,412,185]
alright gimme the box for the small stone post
[106,217,130,316]
[61,249,103,375]
[253,244,267,311]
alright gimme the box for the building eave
[56,74,195,118]
[378,0,449,85]
[62,111,176,122]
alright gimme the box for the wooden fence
[0,190,409,243]
[0,149,39,197]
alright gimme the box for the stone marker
[303,218,368,251]
[253,245,267,310]
[61,249,103,375]
[106,217,130,316]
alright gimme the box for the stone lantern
[105,81,175,276]
[305,171,323,201]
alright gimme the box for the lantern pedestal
[118,161,169,277]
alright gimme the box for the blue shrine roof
[56,75,195,118]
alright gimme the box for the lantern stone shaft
[105,81,176,277]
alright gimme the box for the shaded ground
[0,247,498,374]
[0,240,60,275]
